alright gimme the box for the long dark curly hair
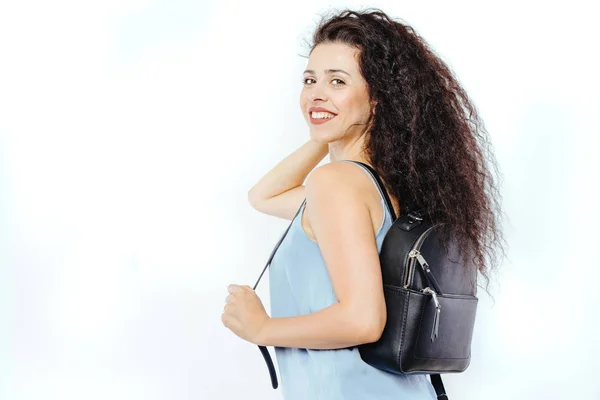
[309,9,506,288]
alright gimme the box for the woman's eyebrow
[303,69,351,76]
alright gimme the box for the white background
[1,1,598,399]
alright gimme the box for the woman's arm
[256,162,387,349]
[248,140,329,220]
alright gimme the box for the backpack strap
[341,160,397,220]
[431,374,448,399]
[252,198,307,389]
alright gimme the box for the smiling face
[300,42,374,145]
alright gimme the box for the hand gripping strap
[252,199,306,389]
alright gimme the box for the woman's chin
[309,130,336,144]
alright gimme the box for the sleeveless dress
[268,161,437,400]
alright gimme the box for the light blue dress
[268,161,437,400]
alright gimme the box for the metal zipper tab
[409,250,432,273]
[410,249,443,294]
[422,287,441,342]
[403,227,434,288]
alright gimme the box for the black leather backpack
[252,161,479,400]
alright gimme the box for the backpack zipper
[409,249,443,294]
[422,287,441,342]
[403,226,434,288]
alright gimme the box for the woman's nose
[308,85,327,102]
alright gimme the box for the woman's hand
[221,284,270,345]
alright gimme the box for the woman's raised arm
[248,140,328,220]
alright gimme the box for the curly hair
[308,8,507,289]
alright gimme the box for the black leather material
[410,235,477,296]
[430,374,448,399]
[358,286,476,374]
[362,288,477,373]
[258,345,279,389]
[413,293,477,364]
[351,161,479,399]
[378,218,431,288]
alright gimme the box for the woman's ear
[371,98,378,111]
[371,100,378,116]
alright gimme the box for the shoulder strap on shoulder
[342,160,397,221]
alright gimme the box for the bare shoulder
[303,162,381,238]
[306,161,373,195]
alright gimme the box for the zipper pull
[411,250,443,294]
[410,250,431,273]
[422,287,441,342]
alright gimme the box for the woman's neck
[328,132,369,164]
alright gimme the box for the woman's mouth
[309,111,337,125]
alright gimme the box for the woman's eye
[302,78,345,86]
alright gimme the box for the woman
[222,8,504,399]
